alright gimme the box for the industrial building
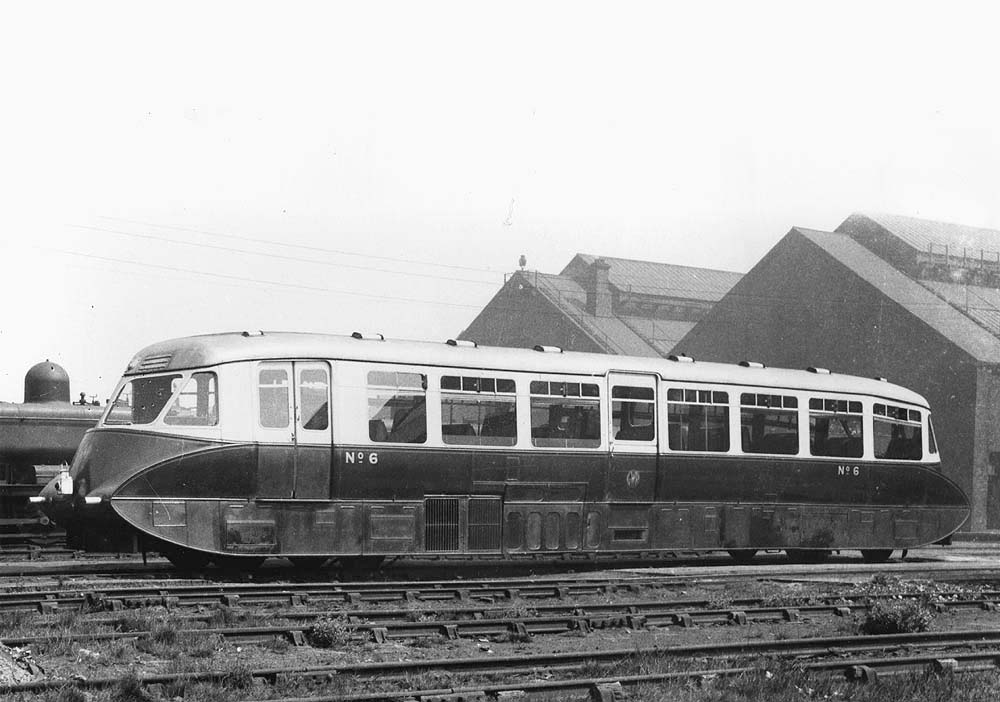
[677,213,1000,532]
[459,253,743,356]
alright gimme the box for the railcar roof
[125,331,929,407]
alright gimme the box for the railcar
[37,331,969,569]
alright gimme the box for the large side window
[368,370,427,444]
[741,393,798,455]
[667,388,729,452]
[809,398,863,458]
[530,381,601,448]
[108,374,182,425]
[612,386,655,441]
[258,368,290,428]
[874,404,923,460]
[440,376,517,446]
[164,372,218,426]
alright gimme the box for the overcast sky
[2,2,1000,402]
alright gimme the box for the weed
[860,599,935,635]
[109,671,151,702]
[39,685,88,702]
[220,660,255,690]
[307,615,355,648]
[262,636,291,653]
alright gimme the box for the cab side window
[874,404,922,460]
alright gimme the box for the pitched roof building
[676,213,1000,532]
[458,254,742,356]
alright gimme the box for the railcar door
[606,372,658,502]
[254,361,332,499]
[293,362,332,499]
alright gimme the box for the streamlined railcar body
[39,331,970,567]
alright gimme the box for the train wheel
[162,548,211,571]
[785,549,830,564]
[860,549,893,563]
[289,556,329,570]
[727,549,757,565]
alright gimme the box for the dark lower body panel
[100,496,968,557]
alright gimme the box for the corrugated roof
[565,254,742,301]
[528,272,661,357]
[919,280,1000,338]
[794,228,1000,362]
[846,212,1000,257]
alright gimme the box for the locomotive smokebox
[24,360,71,404]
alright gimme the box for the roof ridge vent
[533,345,563,353]
[668,353,694,363]
[739,360,766,368]
[446,339,478,348]
[807,367,831,374]
[351,332,385,341]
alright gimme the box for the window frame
[664,383,733,454]
[807,395,865,459]
[528,375,604,450]
[439,374,518,446]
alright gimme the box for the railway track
[5,628,1000,698]
[5,587,1000,649]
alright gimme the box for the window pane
[259,369,289,428]
[497,379,516,394]
[441,375,460,391]
[809,414,863,457]
[928,417,938,454]
[613,400,655,441]
[164,372,218,426]
[299,367,329,431]
[441,395,516,446]
[368,392,426,443]
[530,381,547,395]
[667,403,729,452]
[741,408,797,454]
[109,374,183,425]
[462,377,480,392]
[582,384,600,397]
[530,398,601,448]
[874,419,922,460]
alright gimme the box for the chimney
[586,258,613,318]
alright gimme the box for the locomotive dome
[24,360,71,404]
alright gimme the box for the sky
[2,1,1000,403]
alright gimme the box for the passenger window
[928,417,938,454]
[740,393,798,455]
[874,403,923,460]
[258,368,290,428]
[530,381,601,448]
[440,375,516,446]
[809,397,863,458]
[612,386,655,441]
[108,374,183,425]
[367,370,426,443]
[164,372,218,426]
[667,388,729,452]
[298,367,329,431]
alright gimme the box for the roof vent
[241,330,264,337]
[668,354,694,363]
[352,332,385,341]
[874,376,888,382]
[446,339,478,348]
[533,345,563,353]
[137,354,172,372]
[739,360,766,368]
[807,367,831,374]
